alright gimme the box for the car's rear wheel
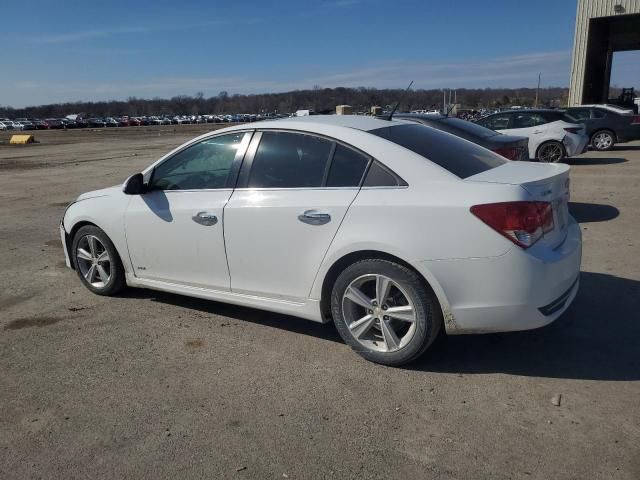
[331,259,442,366]
[72,225,126,296]
[591,130,615,151]
[536,141,565,163]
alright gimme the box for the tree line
[0,86,569,118]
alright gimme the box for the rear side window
[326,145,369,187]
[363,161,406,187]
[369,124,506,179]
[248,132,333,188]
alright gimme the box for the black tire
[331,259,442,366]
[535,141,566,163]
[590,130,615,151]
[71,225,126,296]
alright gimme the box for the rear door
[500,112,550,137]
[224,130,370,300]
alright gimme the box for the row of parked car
[379,104,640,164]
[473,104,640,159]
[0,113,289,131]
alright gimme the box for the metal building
[569,0,640,106]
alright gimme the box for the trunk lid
[466,162,571,247]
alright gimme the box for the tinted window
[512,113,548,128]
[478,114,511,130]
[249,132,333,188]
[567,108,591,121]
[369,124,506,179]
[326,145,369,187]
[592,109,606,119]
[439,117,499,138]
[363,161,405,187]
[150,133,245,190]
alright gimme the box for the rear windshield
[369,123,506,179]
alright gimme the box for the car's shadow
[613,145,640,152]
[414,271,640,381]
[569,201,619,223]
[122,288,342,343]
[566,156,627,165]
[126,271,639,381]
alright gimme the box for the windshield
[369,123,507,179]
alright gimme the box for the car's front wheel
[591,130,615,151]
[72,225,126,296]
[331,259,442,366]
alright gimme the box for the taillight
[492,147,520,160]
[631,115,640,125]
[564,127,581,134]
[470,201,554,248]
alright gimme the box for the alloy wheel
[341,274,417,353]
[593,132,613,150]
[76,235,112,288]
[538,143,563,163]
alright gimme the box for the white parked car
[476,109,588,162]
[60,116,581,365]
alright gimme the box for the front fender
[63,194,133,274]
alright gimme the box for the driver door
[124,131,252,290]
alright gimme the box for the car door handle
[298,210,331,225]
[192,211,218,226]
[533,130,543,134]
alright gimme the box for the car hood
[76,185,121,201]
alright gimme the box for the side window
[568,109,591,121]
[326,145,370,187]
[512,113,547,128]
[248,132,333,188]
[150,133,246,190]
[479,114,511,130]
[363,161,406,187]
[592,109,606,119]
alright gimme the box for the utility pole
[443,89,446,113]
[535,72,541,107]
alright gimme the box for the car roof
[572,104,634,114]
[223,114,400,133]
[393,113,447,121]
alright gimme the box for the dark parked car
[103,117,118,127]
[128,117,141,126]
[389,113,529,161]
[61,119,78,129]
[45,118,65,129]
[564,105,640,151]
[32,119,49,130]
[88,118,105,128]
[74,118,89,128]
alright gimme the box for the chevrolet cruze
[60,116,581,366]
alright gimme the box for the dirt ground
[1,125,638,479]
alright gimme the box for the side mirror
[123,173,146,195]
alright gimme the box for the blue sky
[0,0,637,107]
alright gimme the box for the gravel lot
[1,126,639,479]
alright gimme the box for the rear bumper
[563,133,589,157]
[419,219,582,334]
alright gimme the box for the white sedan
[476,109,588,162]
[60,116,581,366]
